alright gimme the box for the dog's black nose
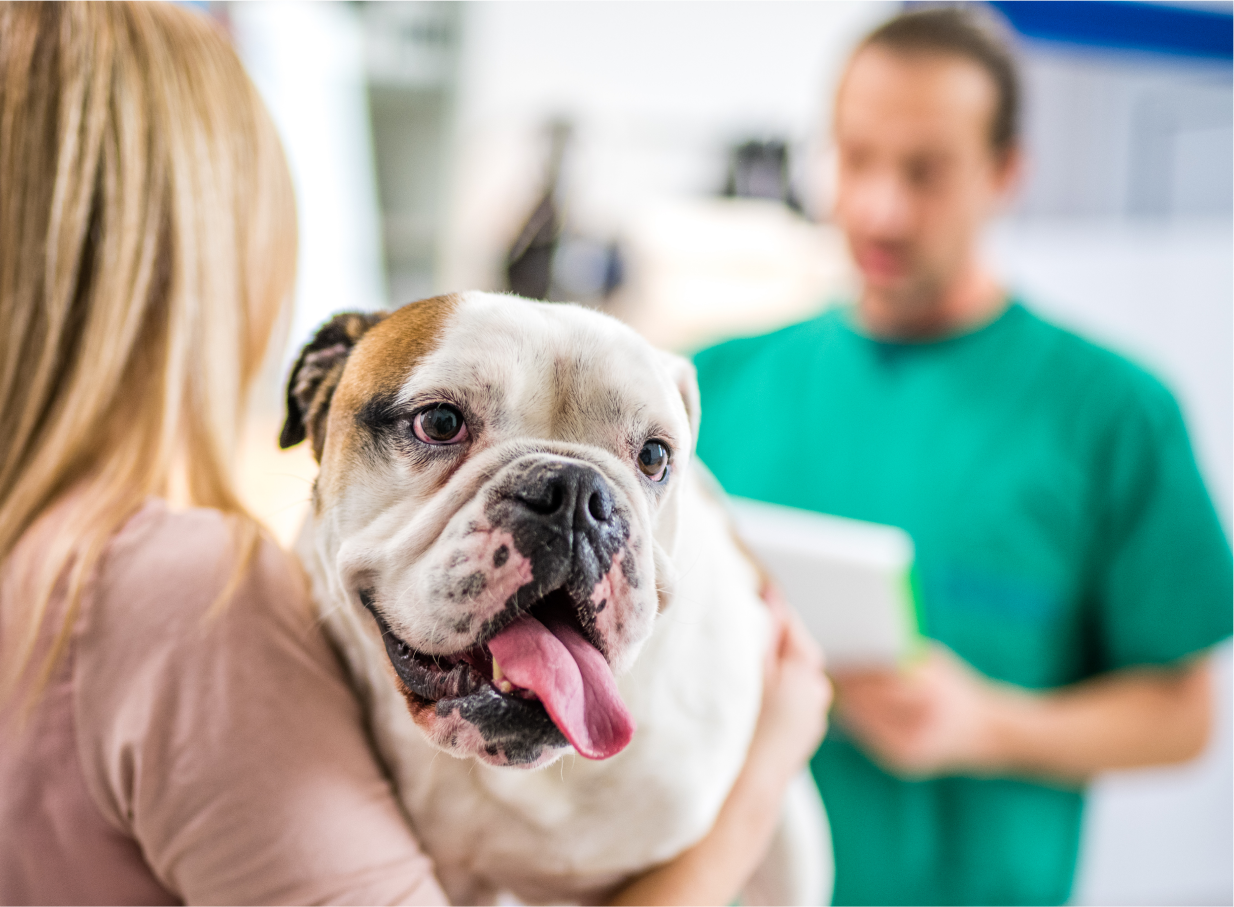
[511,461,615,532]
[491,458,630,597]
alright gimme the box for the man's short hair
[861,5,1021,157]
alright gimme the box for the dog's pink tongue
[487,614,634,759]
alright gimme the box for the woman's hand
[748,584,832,784]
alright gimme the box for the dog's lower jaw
[397,684,570,768]
[390,671,573,768]
[359,581,632,766]
[357,602,571,767]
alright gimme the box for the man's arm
[832,644,1213,785]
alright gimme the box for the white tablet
[728,497,922,668]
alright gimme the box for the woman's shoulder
[109,498,292,583]
[106,499,306,608]
[85,499,317,671]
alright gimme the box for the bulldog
[280,291,830,904]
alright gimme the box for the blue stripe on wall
[987,1,1233,61]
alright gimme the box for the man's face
[832,46,1015,308]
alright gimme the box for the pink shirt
[0,499,447,905]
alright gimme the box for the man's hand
[832,643,1213,785]
[832,644,1008,778]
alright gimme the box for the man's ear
[658,351,702,453]
[280,310,388,460]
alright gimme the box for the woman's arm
[608,598,832,906]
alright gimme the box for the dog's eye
[413,404,468,445]
[637,440,670,482]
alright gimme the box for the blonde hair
[0,2,297,703]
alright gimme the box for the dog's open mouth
[361,588,635,760]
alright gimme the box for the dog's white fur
[292,292,830,904]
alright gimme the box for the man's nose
[847,171,914,238]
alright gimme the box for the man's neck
[857,265,1007,342]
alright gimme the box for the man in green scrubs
[693,9,1232,905]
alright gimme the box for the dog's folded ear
[657,351,701,453]
[280,310,388,458]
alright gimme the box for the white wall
[439,1,893,290]
[1014,45,1233,219]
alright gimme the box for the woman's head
[0,1,297,695]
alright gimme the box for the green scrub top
[693,302,1233,906]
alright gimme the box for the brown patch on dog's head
[312,294,460,504]
[281,295,460,465]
